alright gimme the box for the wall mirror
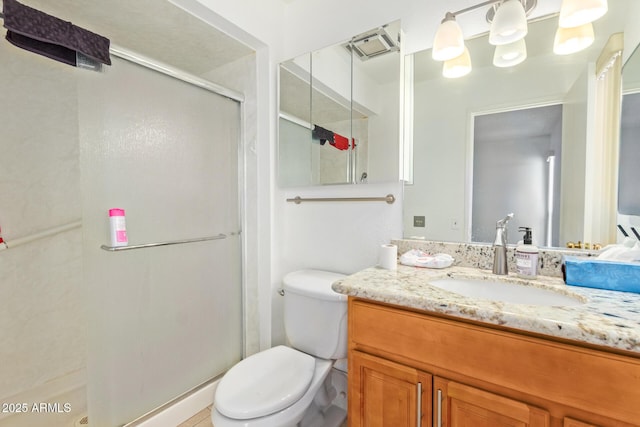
[618,40,640,237]
[403,0,639,248]
[278,20,402,187]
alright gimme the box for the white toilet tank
[283,270,348,360]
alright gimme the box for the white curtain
[585,33,623,246]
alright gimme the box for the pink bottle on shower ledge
[109,208,128,247]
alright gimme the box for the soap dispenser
[516,227,539,278]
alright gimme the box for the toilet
[211,269,348,427]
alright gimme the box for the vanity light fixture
[553,22,595,55]
[432,0,536,77]
[558,0,608,29]
[431,0,608,78]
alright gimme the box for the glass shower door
[79,56,242,427]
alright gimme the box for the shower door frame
[107,45,248,425]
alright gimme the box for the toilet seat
[214,346,315,419]
[212,356,334,427]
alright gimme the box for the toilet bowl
[211,270,348,427]
[211,347,334,427]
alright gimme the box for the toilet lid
[215,345,316,420]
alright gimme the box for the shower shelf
[100,233,227,252]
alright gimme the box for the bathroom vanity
[333,266,640,427]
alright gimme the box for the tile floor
[177,405,212,427]
[177,405,348,427]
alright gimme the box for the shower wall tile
[0,46,81,238]
[0,230,85,396]
[0,41,85,409]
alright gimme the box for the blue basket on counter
[563,256,640,294]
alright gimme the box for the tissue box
[563,256,640,294]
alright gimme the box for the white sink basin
[429,277,584,306]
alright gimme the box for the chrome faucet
[492,213,514,275]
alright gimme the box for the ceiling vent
[344,27,399,61]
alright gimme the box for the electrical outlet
[413,216,425,228]
[451,218,460,230]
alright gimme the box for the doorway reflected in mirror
[471,105,562,247]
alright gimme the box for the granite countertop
[333,265,640,355]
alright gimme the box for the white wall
[271,182,403,344]
[624,0,640,63]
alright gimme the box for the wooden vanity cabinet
[434,376,549,427]
[347,297,640,427]
[564,418,600,427]
[350,351,432,427]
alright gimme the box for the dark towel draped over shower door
[2,0,111,67]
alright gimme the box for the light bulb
[489,0,528,46]
[559,0,607,28]
[432,13,465,61]
[443,47,472,78]
[553,23,595,55]
[493,39,527,67]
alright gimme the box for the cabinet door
[564,418,600,427]
[434,377,549,427]
[349,350,432,427]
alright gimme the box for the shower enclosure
[80,55,244,426]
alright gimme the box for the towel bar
[0,220,82,252]
[286,194,395,204]
[101,233,228,252]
